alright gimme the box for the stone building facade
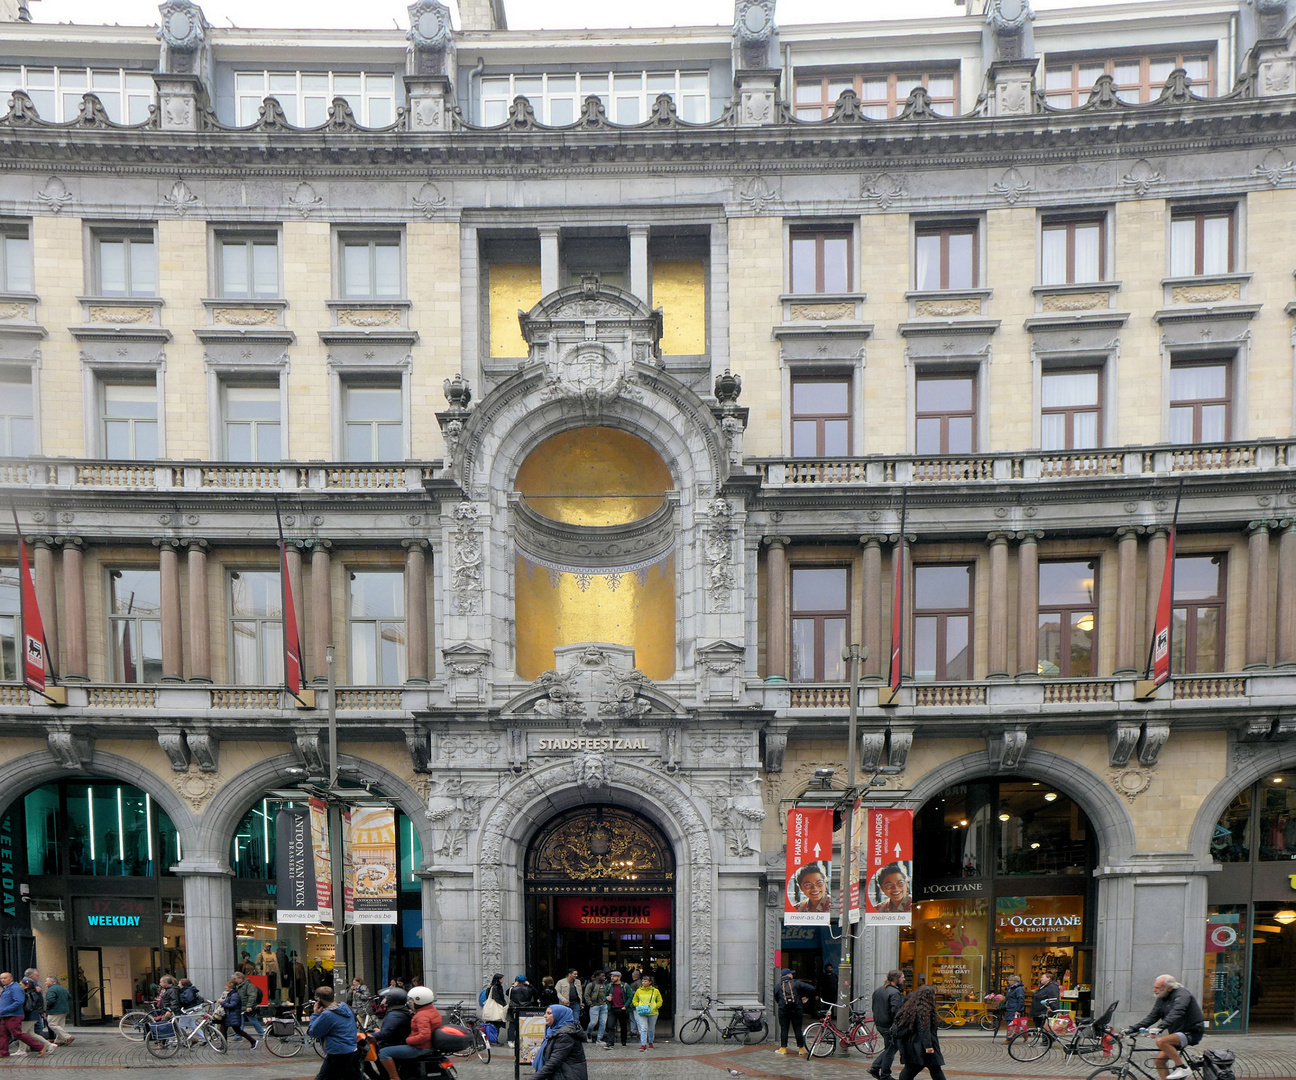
[1,0,1295,1034]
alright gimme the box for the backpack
[179,986,201,1008]
[248,982,262,1007]
[779,977,796,1006]
[1201,1049,1236,1080]
[743,1008,764,1032]
[479,986,489,1008]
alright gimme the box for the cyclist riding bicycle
[1123,974,1206,1080]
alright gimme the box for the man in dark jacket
[507,976,534,1048]
[307,986,359,1080]
[602,971,629,1049]
[1124,975,1206,1080]
[774,969,815,1056]
[372,988,412,1049]
[1029,972,1060,1028]
[531,1005,588,1080]
[868,969,905,1080]
[233,973,266,1038]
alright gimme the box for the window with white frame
[0,367,34,457]
[108,568,163,683]
[229,570,284,685]
[1170,207,1235,277]
[480,71,710,126]
[343,383,402,462]
[348,570,406,685]
[217,233,279,299]
[0,66,154,124]
[101,380,158,460]
[93,230,157,298]
[0,223,32,293]
[233,71,396,127]
[222,381,281,462]
[339,234,402,300]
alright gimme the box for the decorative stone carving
[1120,159,1164,196]
[449,503,484,616]
[733,0,777,69]
[36,176,73,214]
[699,778,766,857]
[510,643,677,728]
[915,297,981,318]
[714,368,742,404]
[992,728,1029,770]
[790,303,854,321]
[887,727,914,771]
[158,729,191,771]
[442,642,489,704]
[160,179,201,215]
[897,87,940,120]
[1108,766,1153,803]
[158,0,207,53]
[1041,291,1108,313]
[172,766,220,811]
[47,730,92,770]
[1255,148,1295,186]
[412,181,448,218]
[88,306,154,325]
[337,308,403,328]
[697,641,744,703]
[212,307,279,326]
[188,732,219,772]
[703,498,737,613]
[661,726,682,772]
[1109,723,1141,767]
[735,176,778,214]
[762,730,787,773]
[574,752,610,788]
[2,90,41,125]
[426,773,492,858]
[541,340,642,414]
[287,181,324,218]
[295,731,327,775]
[986,0,1034,61]
[1138,723,1170,766]
[991,166,1033,204]
[859,730,888,772]
[1172,283,1242,304]
[0,303,32,321]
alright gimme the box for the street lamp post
[835,643,863,1057]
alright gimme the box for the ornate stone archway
[476,759,716,1007]
[1187,739,1296,862]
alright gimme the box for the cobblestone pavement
[3,1028,1294,1080]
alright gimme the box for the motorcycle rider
[371,988,412,1052]
[377,986,442,1080]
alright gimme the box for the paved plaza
[3,1029,1295,1080]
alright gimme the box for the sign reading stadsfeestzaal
[534,736,652,752]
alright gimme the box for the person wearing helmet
[372,988,412,1051]
[377,986,441,1080]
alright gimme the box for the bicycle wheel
[119,1010,151,1041]
[264,1024,307,1058]
[469,1027,491,1063]
[1085,1067,1129,1080]
[145,1029,180,1059]
[804,1022,837,1057]
[980,1011,999,1031]
[848,1018,877,1055]
[677,1016,709,1044]
[1007,1028,1053,1063]
[736,1019,768,1045]
[204,1026,228,1054]
[312,1037,326,1058]
[1076,1030,1122,1067]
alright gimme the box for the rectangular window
[1172,554,1224,674]
[0,564,17,681]
[94,231,157,298]
[339,235,401,300]
[789,230,851,294]
[1040,368,1102,451]
[229,570,284,685]
[348,570,406,685]
[915,224,978,291]
[790,376,851,457]
[222,382,281,462]
[343,383,402,462]
[1169,361,1230,443]
[913,564,973,682]
[1042,51,1212,108]
[217,234,279,298]
[1170,208,1234,277]
[0,367,34,457]
[1037,560,1096,678]
[915,374,976,455]
[233,70,396,127]
[793,69,958,120]
[479,71,710,126]
[0,223,32,293]
[1040,218,1105,285]
[101,381,158,460]
[0,66,154,123]
[790,566,849,683]
[108,568,163,683]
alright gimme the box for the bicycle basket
[269,1018,300,1037]
[743,1008,764,1031]
[1046,1014,1076,1036]
[1202,1049,1236,1080]
[149,1021,177,1040]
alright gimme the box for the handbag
[1008,1016,1029,1036]
[211,1004,226,1021]
[636,1004,652,1016]
[482,995,508,1024]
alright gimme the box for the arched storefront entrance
[525,805,676,1018]
[5,778,184,1022]
[905,776,1098,1022]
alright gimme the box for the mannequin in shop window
[291,953,307,1011]
[258,943,279,997]
[308,959,331,996]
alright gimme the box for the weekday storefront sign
[275,805,318,923]
[345,806,398,925]
[555,897,671,930]
[309,798,333,924]
[784,807,833,926]
[865,808,914,926]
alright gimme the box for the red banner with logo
[556,897,671,930]
[18,537,46,693]
[784,807,833,926]
[864,809,913,926]
[1150,525,1176,687]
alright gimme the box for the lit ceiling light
[1275,910,1296,925]
[999,812,1011,822]
[959,819,969,827]
[1030,842,1040,850]
[1044,792,1058,802]
[1272,777,1285,784]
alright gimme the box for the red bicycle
[802,997,878,1057]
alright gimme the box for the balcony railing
[0,458,440,493]
[758,439,1293,488]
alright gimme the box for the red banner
[555,897,671,930]
[784,807,833,926]
[18,537,46,694]
[1150,525,1176,687]
[864,809,913,926]
[281,541,303,695]
[848,800,864,924]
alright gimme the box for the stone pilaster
[1015,532,1041,678]
[33,538,58,679]
[1246,521,1274,669]
[154,538,184,682]
[985,57,1039,116]
[308,540,333,686]
[1114,527,1141,675]
[60,538,87,681]
[183,539,211,682]
[176,863,234,1005]
[860,537,882,680]
[154,1,212,131]
[1276,520,1296,668]
[403,539,431,684]
[628,226,650,302]
[763,536,790,682]
[987,533,1010,678]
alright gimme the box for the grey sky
[35,0,1148,32]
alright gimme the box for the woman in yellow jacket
[630,975,663,1051]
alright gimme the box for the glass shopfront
[902,778,1096,1022]
[1206,773,1296,1032]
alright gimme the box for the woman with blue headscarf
[530,1004,588,1080]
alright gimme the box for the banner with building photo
[865,808,914,926]
[784,807,833,927]
[275,805,318,923]
[848,800,865,924]
[309,797,333,924]
[345,806,398,925]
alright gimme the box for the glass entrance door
[75,947,106,1024]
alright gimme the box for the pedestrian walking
[1001,975,1025,1040]
[0,972,49,1058]
[602,971,629,1049]
[233,972,266,1037]
[893,985,946,1080]
[17,974,54,1054]
[773,968,814,1056]
[583,970,608,1044]
[630,974,662,1051]
[219,979,258,1048]
[530,1005,587,1080]
[43,977,74,1045]
[868,969,905,1079]
[307,985,359,1080]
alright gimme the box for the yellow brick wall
[32,214,85,458]
[159,218,208,459]
[1111,200,1166,447]
[985,207,1036,452]
[488,263,541,359]
[728,216,783,456]
[857,212,908,453]
[651,259,706,355]
[407,222,462,458]
[1243,190,1294,438]
[282,221,333,460]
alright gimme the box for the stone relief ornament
[699,778,766,857]
[287,181,324,217]
[516,645,666,728]
[36,175,73,214]
[1119,159,1165,197]
[158,0,207,51]
[407,0,453,50]
[1255,148,1295,187]
[2,89,41,124]
[734,0,777,43]
[412,182,448,218]
[861,172,906,209]
[574,752,610,788]
[426,774,492,858]
[991,167,1033,204]
[702,498,737,613]
[449,502,484,615]
[172,766,220,812]
[1109,766,1153,803]
[541,341,642,414]
[735,176,778,214]
[161,179,200,215]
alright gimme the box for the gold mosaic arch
[525,805,675,894]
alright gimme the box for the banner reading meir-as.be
[784,807,833,927]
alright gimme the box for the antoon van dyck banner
[784,807,833,926]
[276,805,318,923]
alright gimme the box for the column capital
[537,225,561,240]
[57,535,87,550]
[1248,519,1278,535]
[402,538,432,552]
[626,224,651,238]
[1145,525,1170,540]
[859,535,883,548]
[1278,517,1295,531]
[181,537,210,552]
[1013,529,1045,543]
[152,536,183,550]
[763,535,791,549]
[987,531,1013,544]
[303,537,334,552]
[1115,525,1145,539]
[31,534,61,550]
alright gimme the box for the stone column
[764,537,790,682]
[403,539,431,684]
[539,227,560,296]
[628,225,650,302]
[860,538,882,680]
[61,538,88,681]
[33,539,59,678]
[177,864,234,1004]
[309,541,333,685]
[184,540,211,682]
[155,539,183,682]
[1144,529,1168,661]
[1246,521,1273,669]
[1276,521,1296,668]
[987,533,1010,679]
[1114,527,1140,676]
[1016,532,1041,678]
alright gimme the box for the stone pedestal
[733,69,781,126]
[405,75,455,132]
[986,57,1038,116]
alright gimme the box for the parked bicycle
[802,996,876,1057]
[677,995,769,1044]
[1084,1029,1223,1080]
[1007,999,1122,1067]
[263,1007,326,1059]
[144,1004,228,1058]
[441,1002,491,1064]
[119,1008,153,1041]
